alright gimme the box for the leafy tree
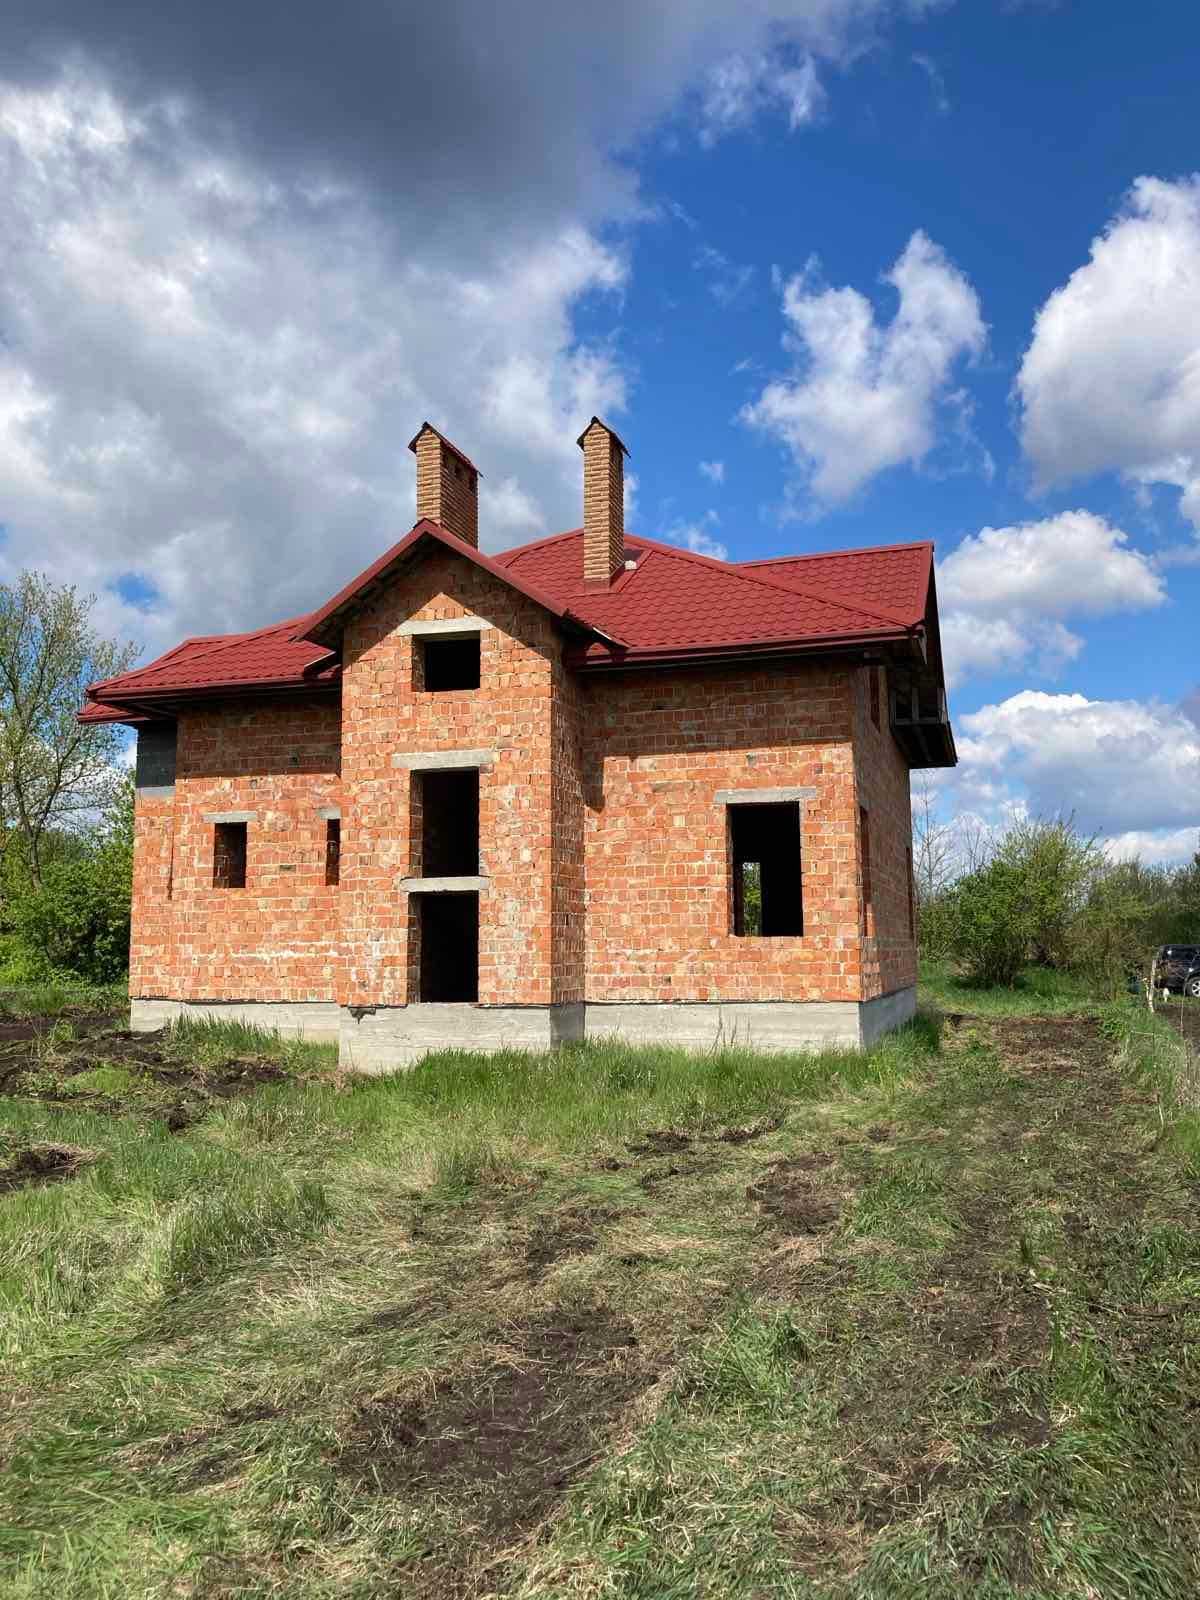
[0,574,136,884]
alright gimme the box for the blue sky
[0,0,1197,859]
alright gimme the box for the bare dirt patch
[747,1158,841,1234]
[338,1312,647,1563]
[0,1140,96,1193]
[524,1203,621,1277]
[626,1129,692,1155]
[0,1012,291,1131]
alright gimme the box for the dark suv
[1156,946,1200,997]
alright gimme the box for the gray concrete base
[338,1003,585,1072]
[859,985,918,1047]
[585,988,916,1053]
[130,998,342,1043]
[131,989,916,1069]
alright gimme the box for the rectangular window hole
[325,818,341,886]
[213,821,247,889]
[416,768,479,877]
[419,634,480,691]
[860,806,874,937]
[414,891,479,1002]
[729,802,802,937]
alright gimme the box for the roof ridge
[607,533,917,632]
[740,538,933,566]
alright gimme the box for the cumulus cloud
[1018,176,1200,534]
[0,3,949,657]
[1101,828,1200,867]
[936,510,1166,686]
[699,459,727,484]
[0,77,627,652]
[742,230,986,505]
[955,691,1200,837]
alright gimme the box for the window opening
[419,634,480,691]
[870,667,881,729]
[859,806,874,937]
[729,802,803,937]
[213,822,247,889]
[413,892,479,1002]
[325,818,341,886]
[415,768,479,877]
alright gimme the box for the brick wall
[130,698,343,1002]
[338,551,575,1008]
[129,574,919,1013]
[580,660,866,1003]
[851,665,918,999]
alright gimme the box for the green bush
[947,858,1036,987]
[10,785,132,984]
[14,852,131,984]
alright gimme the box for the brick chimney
[408,422,480,547]
[577,416,628,585]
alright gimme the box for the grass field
[1,976,1199,1598]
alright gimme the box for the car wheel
[1188,976,1200,999]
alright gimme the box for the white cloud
[664,511,730,561]
[0,6,953,660]
[1017,176,1200,535]
[742,230,986,505]
[956,691,1200,837]
[0,76,628,653]
[698,52,826,145]
[699,459,726,484]
[694,245,756,306]
[936,510,1166,687]
[911,52,950,114]
[1101,828,1199,867]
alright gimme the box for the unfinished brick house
[81,419,955,1069]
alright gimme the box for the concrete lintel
[399,875,488,893]
[202,810,256,824]
[714,786,817,806]
[136,785,175,801]
[398,616,493,637]
[392,749,496,771]
[315,805,341,820]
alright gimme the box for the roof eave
[567,627,923,672]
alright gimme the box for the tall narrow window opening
[729,802,803,937]
[213,822,247,889]
[325,818,341,886]
[869,667,881,729]
[859,806,874,937]
[415,768,480,877]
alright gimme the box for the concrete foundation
[129,998,342,1043]
[337,1003,585,1073]
[131,988,916,1069]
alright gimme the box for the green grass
[919,957,1099,1017]
[2,1000,1200,1597]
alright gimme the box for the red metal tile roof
[81,523,933,718]
[497,532,930,662]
